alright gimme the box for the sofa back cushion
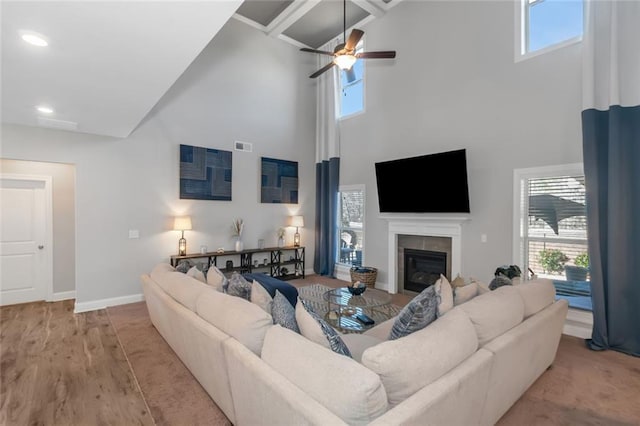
[152,270,209,312]
[150,263,176,291]
[459,285,525,346]
[515,278,556,318]
[196,288,273,355]
[361,308,478,406]
[262,325,388,425]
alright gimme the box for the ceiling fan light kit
[300,0,396,79]
[334,54,357,70]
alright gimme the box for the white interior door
[0,175,53,306]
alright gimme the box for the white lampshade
[289,215,304,228]
[334,54,357,70]
[173,216,192,231]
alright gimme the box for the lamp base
[179,237,187,256]
[294,232,300,247]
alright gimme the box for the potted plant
[232,218,244,252]
[538,248,569,275]
[276,227,286,247]
[565,252,589,281]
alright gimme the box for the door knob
[38,245,44,249]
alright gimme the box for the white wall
[339,1,584,284]
[0,159,76,295]
[1,19,316,308]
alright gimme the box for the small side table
[322,287,393,333]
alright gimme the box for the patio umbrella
[528,194,585,235]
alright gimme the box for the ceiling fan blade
[344,67,357,83]
[310,61,336,79]
[300,47,335,57]
[344,29,364,51]
[356,51,397,59]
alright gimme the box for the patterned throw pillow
[389,285,438,340]
[489,275,513,290]
[299,300,351,358]
[175,260,193,274]
[206,266,228,292]
[227,272,252,300]
[271,290,300,333]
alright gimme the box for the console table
[170,246,305,281]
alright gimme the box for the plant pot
[564,265,588,281]
[235,238,243,252]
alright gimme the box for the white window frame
[512,163,584,275]
[338,41,365,120]
[335,184,366,278]
[514,0,583,63]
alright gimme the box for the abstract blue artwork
[261,157,298,204]
[180,144,232,200]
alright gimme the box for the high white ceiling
[1,0,400,139]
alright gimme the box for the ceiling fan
[300,0,396,80]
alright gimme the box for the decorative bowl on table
[347,281,366,295]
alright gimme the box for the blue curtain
[314,158,340,276]
[581,1,640,356]
[313,40,340,276]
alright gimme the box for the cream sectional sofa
[141,263,568,426]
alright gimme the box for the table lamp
[173,216,192,255]
[289,215,304,247]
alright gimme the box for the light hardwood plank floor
[0,300,153,426]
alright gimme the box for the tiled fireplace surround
[382,215,469,294]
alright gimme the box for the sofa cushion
[362,308,478,406]
[515,278,556,318]
[227,272,252,300]
[296,299,351,357]
[206,265,228,292]
[250,280,273,314]
[196,288,273,355]
[435,274,454,317]
[389,285,438,340]
[271,290,299,333]
[243,273,298,307]
[454,282,478,305]
[262,325,388,425]
[186,266,206,283]
[341,333,383,363]
[459,286,525,346]
[152,270,209,312]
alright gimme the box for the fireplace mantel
[380,214,470,293]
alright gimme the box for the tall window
[339,42,364,118]
[514,164,591,311]
[517,0,583,59]
[337,185,365,267]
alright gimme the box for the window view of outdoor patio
[526,175,591,311]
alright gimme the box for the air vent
[234,141,253,152]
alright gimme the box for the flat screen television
[374,149,470,213]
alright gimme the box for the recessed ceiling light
[36,105,54,114]
[20,31,48,47]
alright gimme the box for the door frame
[1,173,54,302]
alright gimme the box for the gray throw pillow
[271,290,300,333]
[175,260,193,274]
[489,274,512,290]
[389,285,438,340]
[227,272,252,300]
[300,300,352,358]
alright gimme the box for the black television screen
[375,149,470,213]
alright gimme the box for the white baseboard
[50,290,76,302]
[74,293,145,313]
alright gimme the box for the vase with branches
[277,227,285,247]
[232,218,244,251]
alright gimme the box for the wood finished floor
[0,300,153,426]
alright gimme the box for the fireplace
[404,248,447,293]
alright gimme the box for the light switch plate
[129,229,140,239]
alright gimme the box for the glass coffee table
[322,287,393,332]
